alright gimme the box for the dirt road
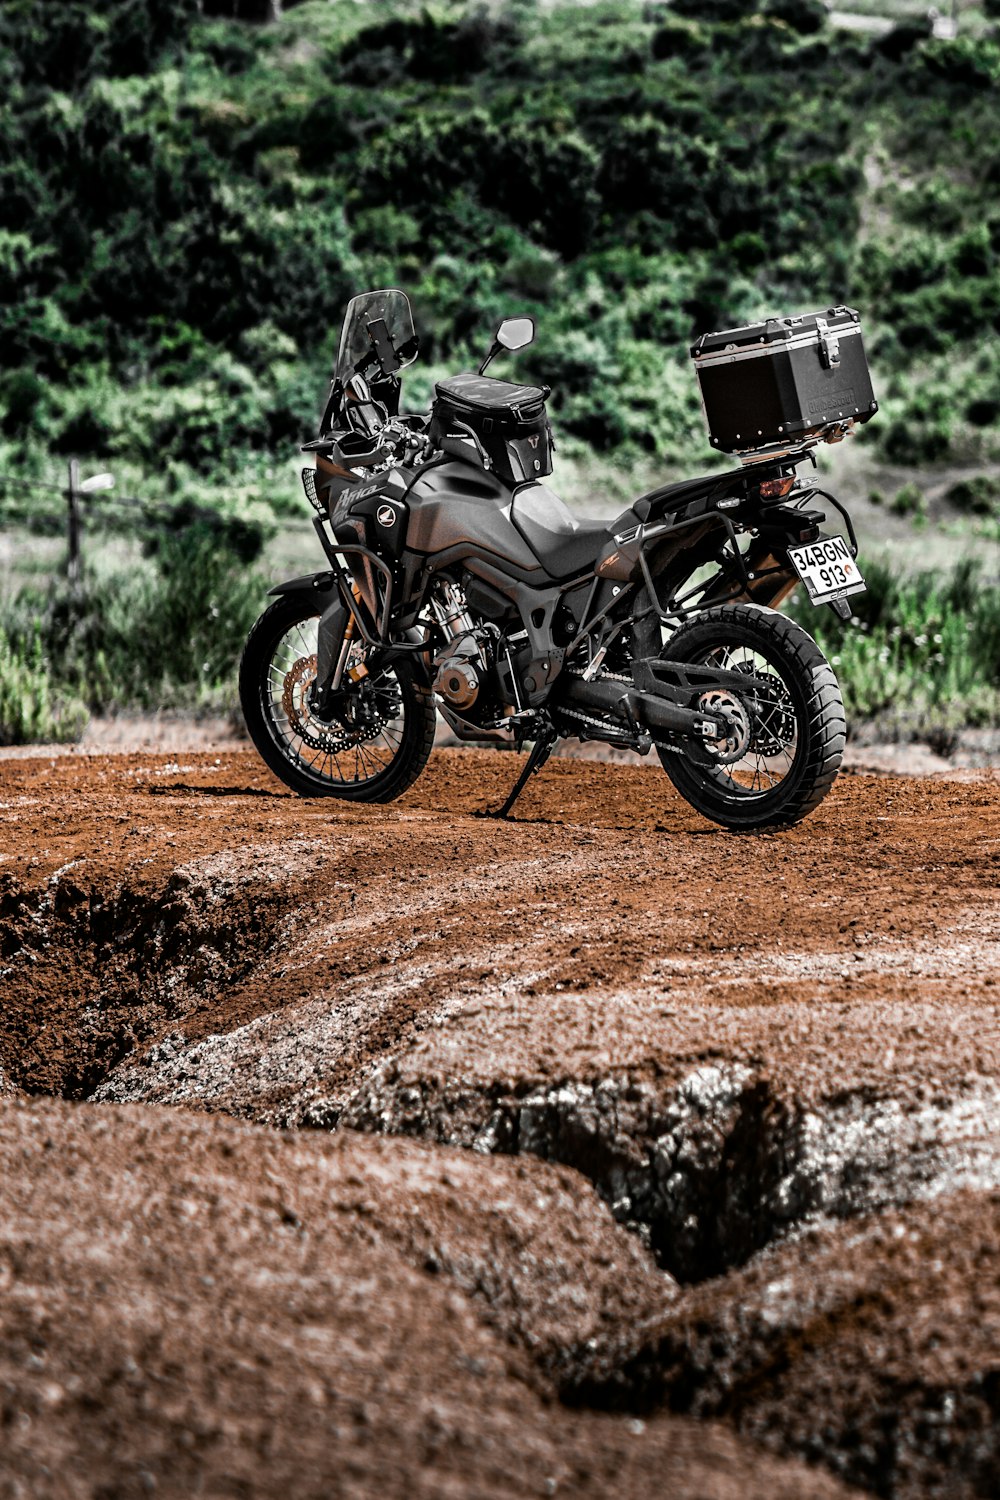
[1,747,998,1497]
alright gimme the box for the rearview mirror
[496,316,534,352]
[479,315,536,375]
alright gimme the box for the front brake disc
[281,654,391,754]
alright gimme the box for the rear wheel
[656,603,845,830]
[239,594,435,801]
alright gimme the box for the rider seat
[512,482,615,580]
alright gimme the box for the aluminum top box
[691,306,878,457]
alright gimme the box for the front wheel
[657,603,846,830]
[239,594,436,801]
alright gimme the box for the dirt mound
[571,1191,1000,1499]
[1,746,998,1495]
[0,1096,856,1500]
[334,974,1000,1280]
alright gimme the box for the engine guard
[267,572,430,689]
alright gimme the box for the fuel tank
[330,466,411,559]
[403,460,543,578]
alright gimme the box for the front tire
[239,594,435,802]
[657,603,846,830]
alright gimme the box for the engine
[434,640,482,709]
[429,581,496,717]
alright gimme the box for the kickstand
[490,728,558,819]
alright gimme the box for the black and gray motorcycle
[240,288,874,829]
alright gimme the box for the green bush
[3,525,266,715]
[890,482,926,518]
[764,0,826,35]
[671,0,759,21]
[0,0,199,91]
[944,476,1000,516]
[358,111,600,258]
[789,559,1000,728]
[0,626,88,745]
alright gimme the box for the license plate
[787,535,866,605]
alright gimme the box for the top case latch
[816,317,841,370]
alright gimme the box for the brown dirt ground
[1,746,998,1497]
[2,1097,857,1500]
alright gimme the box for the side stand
[490,727,558,820]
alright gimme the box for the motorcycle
[240,288,873,829]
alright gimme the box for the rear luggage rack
[734,419,857,466]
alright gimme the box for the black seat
[632,471,735,521]
[512,482,616,579]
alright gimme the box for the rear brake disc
[696,688,752,765]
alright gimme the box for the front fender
[269,573,346,685]
[267,571,340,605]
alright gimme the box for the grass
[0,625,88,745]
[788,555,1000,735]
[0,525,266,738]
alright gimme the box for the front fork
[312,580,368,717]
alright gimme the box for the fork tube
[331,612,357,690]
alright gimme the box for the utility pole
[66,458,82,584]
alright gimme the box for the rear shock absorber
[430,578,476,640]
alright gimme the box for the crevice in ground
[335,1062,1000,1286]
[5,868,1000,1500]
[9,857,996,1289]
[0,858,302,1098]
[5,862,999,1295]
[333,1064,803,1283]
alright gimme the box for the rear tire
[656,603,845,830]
[239,594,435,802]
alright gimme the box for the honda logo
[376,505,396,528]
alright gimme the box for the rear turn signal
[759,476,795,499]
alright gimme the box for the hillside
[1,0,999,505]
[1,0,999,746]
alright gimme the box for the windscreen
[335,288,418,383]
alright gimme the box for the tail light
[759,475,795,500]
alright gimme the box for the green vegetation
[889,481,927,520]
[0,527,265,742]
[0,625,88,745]
[2,0,999,490]
[0,0,998,736]
[791,558,1000,732]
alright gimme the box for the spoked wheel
[657,603,846,830]
[239,594,435,801]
